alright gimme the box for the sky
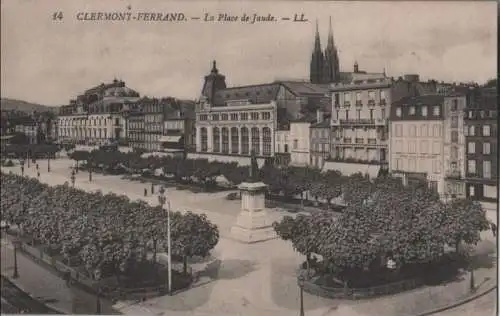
[1,0,497,106]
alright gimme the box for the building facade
[390,94,466,198]
[162,102,196,154]
[464,87,498,205]
[329,77,391,171]
[57,80,140,145]
[310,111,330,169]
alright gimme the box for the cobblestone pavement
[2,159,497,316]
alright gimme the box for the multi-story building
[289,119,313,166]
[126,103,145,149]
[464,86,498,208]
[389,94,467,198]
[310,110,331,168]
[326,74,390,177]
[142,99,164,152]
[57,79,140,145]
[161,101,196,155]
[274,123,291,167]
[14,118,39,144]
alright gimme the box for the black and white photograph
[0,1,498,315]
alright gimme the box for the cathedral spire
[327,16,334,49]
[314,19,321,52]
[310,19,324,84]
[211,60,218,74]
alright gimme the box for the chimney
[316,109,324,123]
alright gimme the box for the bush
[2,159,14,167]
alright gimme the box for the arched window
[263,127,272,156]
[221,127,229,153]
[241,127,249,155]
[231,127,239,154]
[213,127,220,153]
[251,127,260,155]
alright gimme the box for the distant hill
[0,98,58,114]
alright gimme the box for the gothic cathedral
[310,17,340,84]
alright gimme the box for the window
[420,140,429,153]
[433,106,440,116]
[469,126,475,136]
[429,181,438,192]
[409,159,416,171]
[409,106,416,115]
[334,93,340,106]
[410,125,416,137]
[284,144,289,153]
[451,131,458,142]
[368,91,376,100]
[380,90,386,101]
[483,161,491,179]
[251,112,259,120]
[420,124,428,137]
[468,111,473,119]
[293,139,298,149]
[432,160,441,174]
[230,128,239,154]
[483,125,490,136]
[451,146,458,160]
[221,114,228,121]
[230,113,238,121]
[221,127,229,153]
[432,141,440,154]
[212,114,219,121]
[468,160,476,174]
[263,127,272,156]
[241,127,249,154]
[483,142,491,155]
[356,109,361,120]
[241,113,248,121]
[409,141,416,153]
[344,92,351,104]
[469,185,475,197]
[451,116,458,128]
[200,127,208,152]
[395,140,403,153]
[396,107,402,117]
[213,127,220,152]
[381,109,386,119]
[369,109,374,121]
[346,110,349,121]
[262,112,271,120]
[395,124,403,137]
[251,127,260,155]
[467,142,475,154]
[356,92,362,102]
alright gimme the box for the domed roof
[104,85,140,98]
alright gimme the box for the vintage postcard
[1,1,498,315]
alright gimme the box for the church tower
[201,60,227,105]
[309,20,324,84]
[323,17,340,83]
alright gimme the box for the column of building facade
[238,127,242,155]
[219,127,223,153]
[195,126,201,152]
[259,127,264,156]
[248,125,253,156]
[207,126,213,152]
[228,126,233,154]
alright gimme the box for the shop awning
[159,135,182,143]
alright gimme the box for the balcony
[343,101,351,108]
[331,119,386,126]
[380,99,387,106]
[343,138,352,144]
[355,101,363,107]
[445,170,463,180]
[367,138,377,145]
[368,100,376,107]
[355,138,364,144]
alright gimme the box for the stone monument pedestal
[230,181,277,243]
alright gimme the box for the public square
[1,157,497,316]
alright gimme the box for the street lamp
[158,186,172,295]
[47,157,51,172]
[12,237,21,279]
[71,170,76,187]
[297,271,306,316]
[88,159,93,182]
[95,285,102,314]
[19,159,25,176]
[469,266,475,293]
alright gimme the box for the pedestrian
[491,222,497,237]
[151,183,155,194]
[37,171,40,178]
[144,188,147,197]
[36,163,39,170]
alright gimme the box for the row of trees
[3,143,60,159]
[273,176,490,284]
[68,149,383,206]
[1,172,219,282]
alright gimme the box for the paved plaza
[2,158,497,316]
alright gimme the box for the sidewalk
[0,239,119,315]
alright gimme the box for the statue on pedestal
[247,150,260,183]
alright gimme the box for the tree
[170,212,219,274]
[69,150,90,171]
[441,199,490,253]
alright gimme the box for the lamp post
[158,186,172,295]
[47,156,51,172]
[469,267,475,293]
[12,237,21,279]
[88,159,93,182]
[71,170,76,187]
[95,286,102,314]
[297,272,306,316]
